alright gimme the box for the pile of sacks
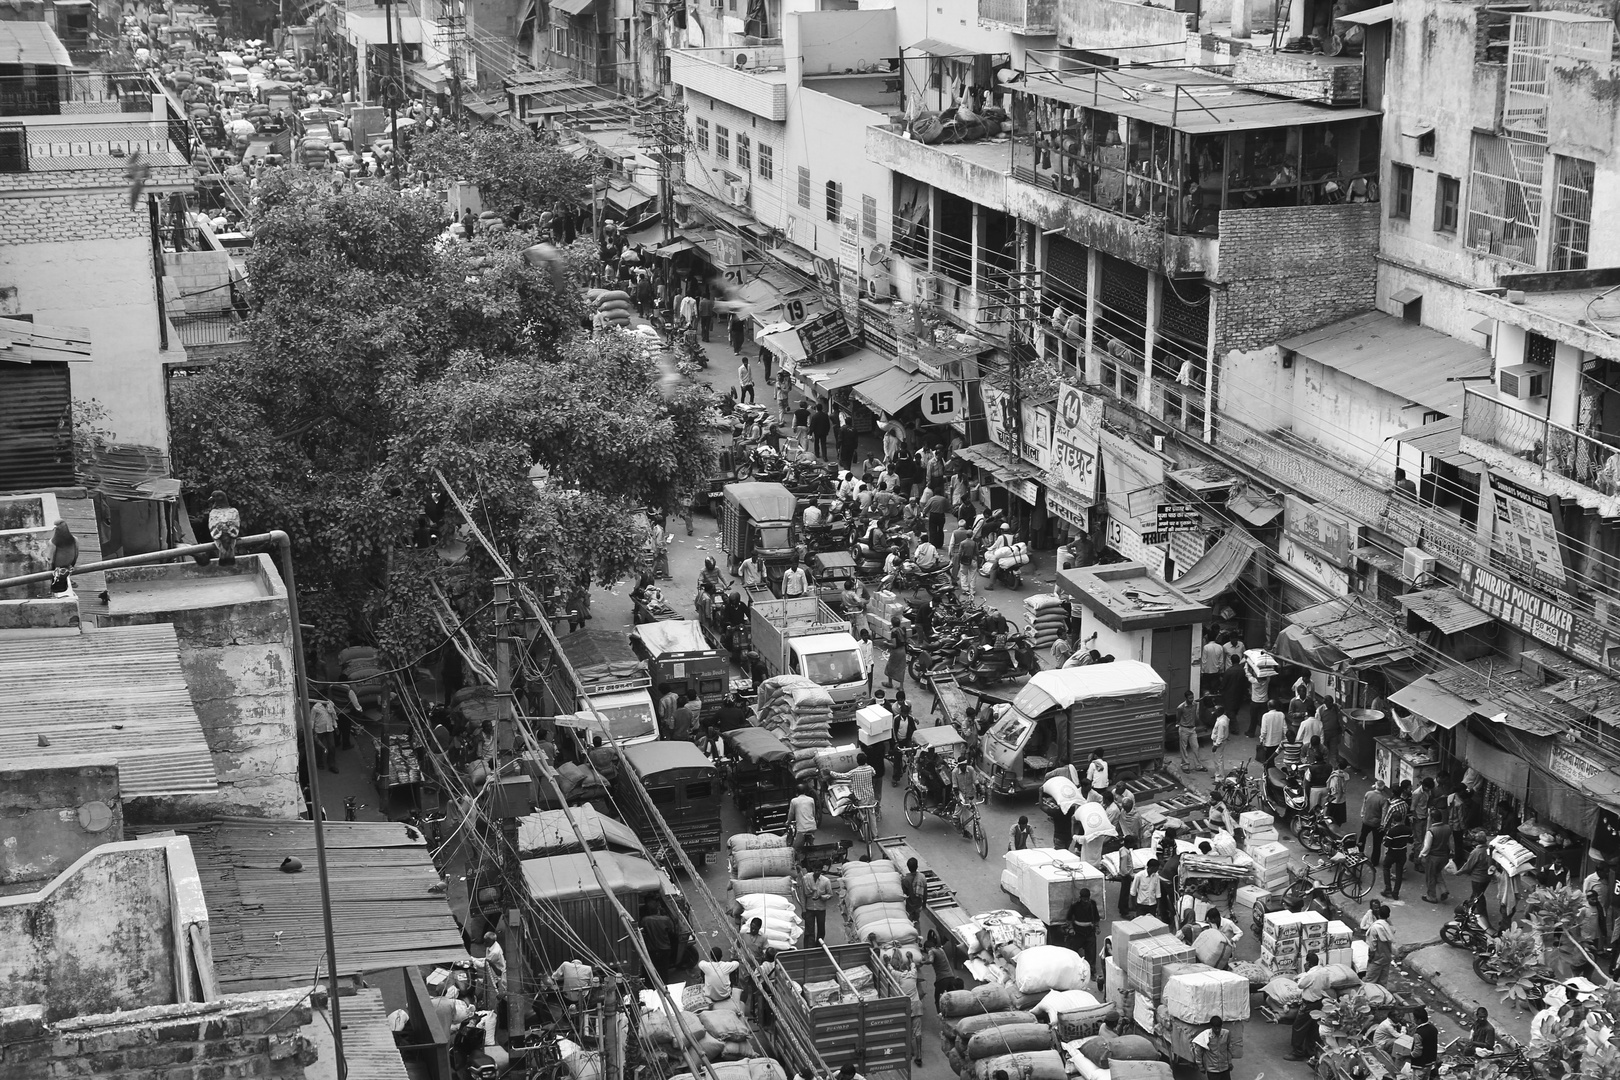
[641,997,762,1065]
[668,1059,787,1080]
[587,288,634,328]
[1023,595,1068,650]
[841,860,918,954]
[728,834,798,951]
[338,646,386,707]
[755,676,834,751]
[981,542,1031,577]
[938,983,1062,1080]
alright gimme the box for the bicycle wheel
[1339,858,1373,900]
[1297,823,1325,854]
[903,789,923,828]
[855,807,874,843]
[972,816,988,860]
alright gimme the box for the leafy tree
[169,169,713,658]
[409,125,596,220]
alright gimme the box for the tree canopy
[169,160,713,658]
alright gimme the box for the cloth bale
[966,1023,1056,1061]
[970,1050,1067,1080]
[950,1011,1039,1042]
[1013,945,1089,994]
[731,876,795,898]
[733,850,795,879]
[846,879,906,908]
[698,1007,752,1041]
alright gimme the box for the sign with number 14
[921,383,960,424]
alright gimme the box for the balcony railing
[171,312,250,349]
[978,0,1058,34]
[0,72,156,118]
[1461,387,1620,495]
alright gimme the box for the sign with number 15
[920,382,960,424]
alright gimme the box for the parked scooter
[1292,805,1345,853]
[1260,761,1311,821]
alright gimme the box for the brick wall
[0,992,316,1080]
[0,166,192,245]
[1215,202,1380,355]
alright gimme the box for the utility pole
[631,98,688,245]
[380,0,401,153]
[435,0,465,119]
[491,575,528,1037]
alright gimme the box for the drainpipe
[0,533,347,1080]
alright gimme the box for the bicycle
[899,747,988,859]
[1251,840,1371,937]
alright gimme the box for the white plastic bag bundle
[1013,945,1090,994]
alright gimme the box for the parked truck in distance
[750,597,867,720]
[544,629,659,747]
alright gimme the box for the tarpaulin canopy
[796,348,890,391]
[724,481,798,522]
[1173,529,1261,603]
[852,365,928,414]
[1389,674,1476,730]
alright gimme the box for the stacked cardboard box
[1299,911,1328,963]
[1126,936,1197,999]
[1103,956,1126,1015]
[1250,840,1292,892]
[1258,910,1305,976]
[1110,916,1169,966]
[1162,966,1252,1022]
[1002,848,1063,897]
[1131,990,1156,1032]
[1238,810,1279,846]
[1325,920,1354,968]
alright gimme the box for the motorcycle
[1260,760,1311,821]
[735,444,786,483]
[1215,760,1261,814]
[989,562,1023,589]
[882,559,957,600]
[852,539,894,581]
[1292,805,1346,853]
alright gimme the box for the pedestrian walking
[837,418,858,471]
[1360,781,1390,865]
[738,358,756,403]
[1194,1015,1234,1080]
[1177,691,1205,771]
[1420,807,1452,903]
[1209,710,1230,777]
[859,629,875,698]
[884,617,907,690]
[1382,803,1414,900]
[776,370,791,420]
[698,293,714,340]
[1257,698,1286,764]
[729,313,746,355]
[801,863,833,944]
[793,399,811,444]
[1009,815,1035,851]
[809,403,832,459]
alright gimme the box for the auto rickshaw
[807,550,858,609]
[723,726,794,831]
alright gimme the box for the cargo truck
[544,629,659,747]
[750,597,867,720]
[629,620,728,719]
[976,660,1166,797]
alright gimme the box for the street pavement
[318,324,1517,1075]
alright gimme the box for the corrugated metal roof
[1389,674,1474,730]
[0,365,75,492]
[151,818,467,990]
[1395,417,1482,470]
[1396,587,1492,635]
[1286,597,1415,666]
[76,442,173,501]
[0,623,215,796]
[1280,311,1491,416]
[304,988,410,1080]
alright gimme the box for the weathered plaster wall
[99,556,301,821]
[1217,344,1289,434]
[0,989,315,1080]
[0,840,178,1020]
[1059,0,1189,59]
[1292,360,1409,475]
[0,758,123,890]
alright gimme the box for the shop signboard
[1487,472,1567,585]
[919,382,961,424]
[1007,478,1039,505]
[796,308,854,358]
[1457,561,1575,651]
[1046,484,1090,529]
[1099,429,1167,504]
[1281,536,1352,596]
[838,216,863,333]
[1106,515,1167,578]
[1156,503,1201,532]
[984,385,1054,470]
[1283,494,1358,569]
[1548,742,1604,788]
[1052,382,1103,499]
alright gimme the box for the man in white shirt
[1288,952,1336,1060]
[697,947,740,1003]
[1084,749,1110,795]
[1131,859,1162,915]
[780,560,809,598]
[738,554,764,589]
[1258,700,1287,765]
[679,292,698,328]
[1200,634,1226,677]
[1297,710,1324,747]
[1210,711,1231,777]
[481,931,506,1007]
[802,503,823,528]
[912,539,942,571]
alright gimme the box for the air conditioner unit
[725,179,749,208]
[1499,363,1549,399]
[1402,546,1437,582]
[916,272,940,305]
[733,50,752,68]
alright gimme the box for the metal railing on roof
[0,71,158,118]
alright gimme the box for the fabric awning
[1458,727,1530,799]
[907,37,980,58]
[550,0,596,15]
[654,239,695,256]
[853,366,928,414]
[759,323,808,363]
[605,185,654,212]
[957,441,1043,484]
[1173,529,1261,603]
[1389,674,1476,730]
[797,348,890,391]
[1337,3,1393,24]
[1227,481,1283,525]
[1396,587,1493,634]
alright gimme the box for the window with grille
[715,124,729,160]
[695,117,708,152]
[1434,175,1460,233]
[736,132,750,170]
[1390,163,1413,219]
[1466,132,1546,266]
[862,194,877,238]
[758,144,773,180]
[797,166,810,208]
[825,180,842,223]
[1553,156,1594,271]
[1526,331,1557,367]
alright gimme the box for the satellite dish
[865,242,889,265]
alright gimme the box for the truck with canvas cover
[977,661,1166,797]
[545,629,658,749]
[719,482,798,592]
[749,597,867,720]
[518,851,680,975]
[630,619,728,719]
[617,740,723,861]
